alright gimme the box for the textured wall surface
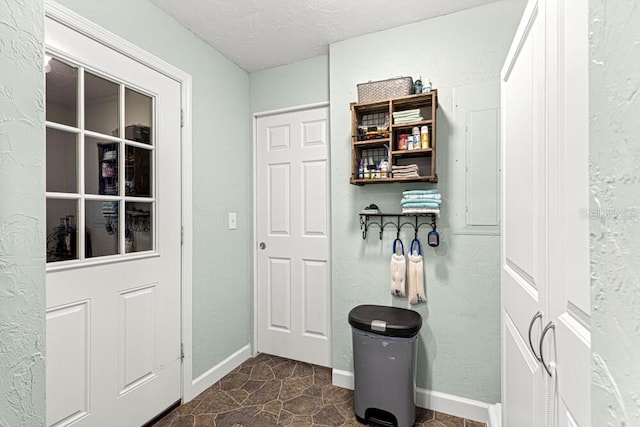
[250,55,329,113]
[0,0,46,425]
[56,0,252,378]
[330,0,524,404]
[590,1,640,425]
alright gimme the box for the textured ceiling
[149,0,501,72]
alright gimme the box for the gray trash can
[349,305,422,427]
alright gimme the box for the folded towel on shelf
[392,110,422,124]
[401,201,441,209]
[403,189,440,196]
[393,164,419,172]
[402,193,441,200]
[393,170,420,174]
[393,172,421,178]
[394,116,423,124]
[401,207,440,216]
[393,109,420,117]
[393,164,420,171]
[401,197,441,205]
[392,164,421,178]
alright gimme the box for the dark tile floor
[151,353,486,427]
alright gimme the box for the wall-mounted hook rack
[358,213,438,240]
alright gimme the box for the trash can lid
[348,304,422,338]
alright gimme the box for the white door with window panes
[45,15,182,427]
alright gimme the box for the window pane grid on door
[46,53,157,265]
[85,71,120,137]
[46,128,78,194]
[45,57,78,127]
[46,197,80,262]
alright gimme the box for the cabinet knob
[259,242,266,250]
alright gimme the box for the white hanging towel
[408,239,427,305]
[390,238,406,297]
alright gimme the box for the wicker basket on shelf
[357,77,413,102]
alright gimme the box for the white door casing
[501,0,590,425]
[45,11,183,427]
[255,105,331,367]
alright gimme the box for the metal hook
[360,216,367,239]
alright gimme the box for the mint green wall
[590,1,640,425]
[330,0,524,404]
[0,0,46,425]
[55,0,252,378]
[250,55,329,113]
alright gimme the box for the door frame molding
[45,0,196,402]
[252,101,331,359]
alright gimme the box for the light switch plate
[228,212,237,230]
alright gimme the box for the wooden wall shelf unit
[350,91,438,185]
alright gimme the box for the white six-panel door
[45,14,182,427]
[256,106,331,367]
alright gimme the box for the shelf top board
[350,175,438,185]
[391,148,433,155]
[351,90,438,110]
[352,138,391,146]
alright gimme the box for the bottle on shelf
[367,158,375,179]
[380,159,389,178]
[422,77,432,93]
[421,126,430,149]
[412,127,420,150]
[413,76,423,94]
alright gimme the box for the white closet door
[502,0,591,425]
[547,0,591,425]
[500,1,547,426]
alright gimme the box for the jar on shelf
[398,134,408,150]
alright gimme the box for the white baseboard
[331,369,495,424]
[186,344,252,402]
[332,369,355,389]
[416,388,489,423]
[487,403,502,427]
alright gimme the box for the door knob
[259,242,266,250]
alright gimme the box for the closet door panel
[501,0,547,424]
